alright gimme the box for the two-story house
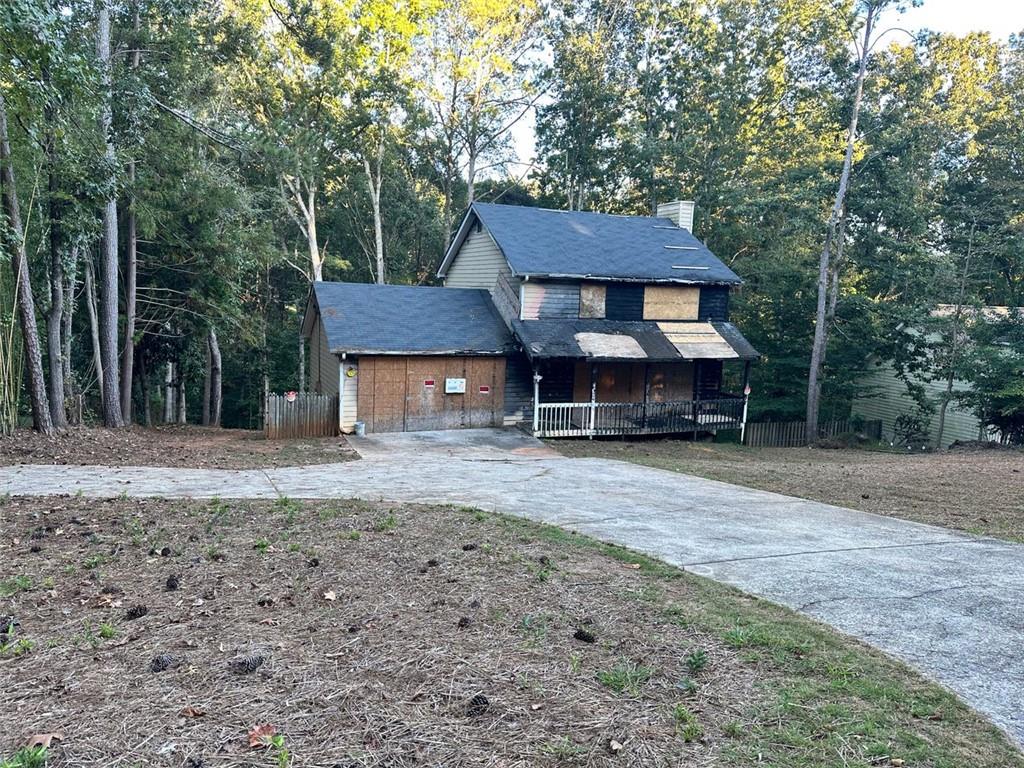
[300,200,758,436]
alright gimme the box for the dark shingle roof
[448,203,741,285]
[512,319,758,361]
[310,282,515,356]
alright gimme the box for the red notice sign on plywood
[424,379,435,388]
[479,386,491,394]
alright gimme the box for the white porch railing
[533,397,746,438]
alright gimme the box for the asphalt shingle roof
[466,203,742,285]
[311,282,515,356]
[512,319,758,361]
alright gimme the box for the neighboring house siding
[310,315,339,397]
[444,226,512,293]
[521,281,581,319]
[698,287,730,322]
[852,360,986,446]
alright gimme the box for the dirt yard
[552,440,1024,542]
[2,496,1020,767]
[0,427,356,470]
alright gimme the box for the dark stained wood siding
[355,355,506,433]
[698,286,730,322]
[537,359,574,402]
[605,284,644,320]
[695,360,723,398]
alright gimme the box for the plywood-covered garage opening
[356,355,506,433]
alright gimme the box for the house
[301,200,759,436]
[852,305,1016,447]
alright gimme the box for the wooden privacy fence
[745,418,882,448]
[265,392,338,439]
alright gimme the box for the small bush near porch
[2,496,1021,767]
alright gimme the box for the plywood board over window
[579,283,606,318]
[643,286,700,320]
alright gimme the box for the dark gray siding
[605,284,644,320]
[537,359,574,402]
[503,352,534,425]
[698,286,730,322]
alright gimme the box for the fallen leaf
[179,706,206,718]
[26,733,62,749]
[891,761,905,767]
[530,703,542,711]
[609,739,623,752]
[323,590,337,601]
[247,724,276,748]
[622,563,641,570]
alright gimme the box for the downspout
[532,370,542,435]
[740,360,751,445]
[337,352,346,434]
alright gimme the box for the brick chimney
[656,200,695,232]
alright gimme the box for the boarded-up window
[579,283,606,318]
[643,286,700,320]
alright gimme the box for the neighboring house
[852,305,1012,447]
[302,200,759,436]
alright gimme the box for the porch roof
[512,319,759,362]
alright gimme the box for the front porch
[530,359,750,439]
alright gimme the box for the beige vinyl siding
[852,360,989,447]
[521,281,581,319]
[340,360,358,432]
[443,226,512,292]
[310,315,339,397]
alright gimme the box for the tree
[421,0,540,243]
[0,91,54,435]
[96,0,125,427]
[805,0,883,444]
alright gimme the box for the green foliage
[0,747,47,768]
[597,659,652,694]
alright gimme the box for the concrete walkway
[2,429,1022,744]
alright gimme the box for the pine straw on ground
[550,439,1024,542]
[0,426,357,469]
[1,497,1021,768]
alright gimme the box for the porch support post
[532,370,542,435]
[740,360,752,444]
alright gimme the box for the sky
[509,0,1024,167]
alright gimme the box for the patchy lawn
[1,496,1020,767]
[551,439,1024,542]
[0,427,356,470]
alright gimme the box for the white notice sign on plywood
[445,377,466,394]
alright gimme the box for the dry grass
[0,426,356,470]
[551,439,1024,542]
[2,496,1020,768]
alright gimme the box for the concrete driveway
[2,428,1022,744]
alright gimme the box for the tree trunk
[209,327,221,427]
[203,334,212,426]
[120,6,141,423]
[163,362,174,423]
[364,145,385,284]
[139,352,152,427]
[283,175,322,281]
[96,0,124,427]
[84,256,104,405]
[805,3,875,445]
[935,220,976,449]
[176,362,186,424]
[466,142,477,206]
[43,69,67,430]
[0,92,54,434]
[62,247,77,398]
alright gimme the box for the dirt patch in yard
[2,496,1020,767]
[552,439,1024,542]
[0,426,357,470]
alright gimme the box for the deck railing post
[532,372,542,436]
